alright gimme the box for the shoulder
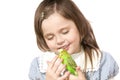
[30,57,39,67]
[100,51,118,67]
[28,52,56,80]
[86,51,119,79]
[29,57,41,80]
[100,51,119,78]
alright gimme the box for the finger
[47,60,50,65]
[76,66,86,80]
[56,64,66,76]
[48,55,58,68]
[52,58,63,72]
[76,66,83,75]
[58,71,70,80]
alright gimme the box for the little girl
[29,0,119,80]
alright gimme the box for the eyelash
[46,30,69,40]
[46,36,54,40]
[62,30,69,34]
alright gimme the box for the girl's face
[42,13,81,54]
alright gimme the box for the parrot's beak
[58,49,63,53]
[55,52,59,55]
[55,49,63,55]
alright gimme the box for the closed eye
[62,29,69,34]
[45,34,54,40]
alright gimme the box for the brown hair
[34,0,100,71]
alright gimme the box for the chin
[67,50,73,55]
[68,48,79,55]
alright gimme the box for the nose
[56,35,65,45]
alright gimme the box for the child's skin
[42,12,81,55]
[42,12,86,80]
[30,0,119,79]
[46,56,86,80]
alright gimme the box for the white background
[0,0,119,80]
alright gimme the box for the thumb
[76,66,86,80]
[47,61,50,65]
[76,66,82,74]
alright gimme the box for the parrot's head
[58,49,69,58]
[58,49,64,57]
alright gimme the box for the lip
[58,44,70,51]
[63,45,69,51]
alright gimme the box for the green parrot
[58,49,78,76]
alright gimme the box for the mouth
[58,44,70,51]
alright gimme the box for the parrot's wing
[66,56,77,69]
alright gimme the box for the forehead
[41,13,74,34]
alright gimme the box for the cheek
[67,31,80,43]
[67,36,75,42]
[69,35,79,43]
[45,40,55,50]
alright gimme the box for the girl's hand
[69,66,86,80]
[46,56,70,80]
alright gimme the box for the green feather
[58,49,78,76]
